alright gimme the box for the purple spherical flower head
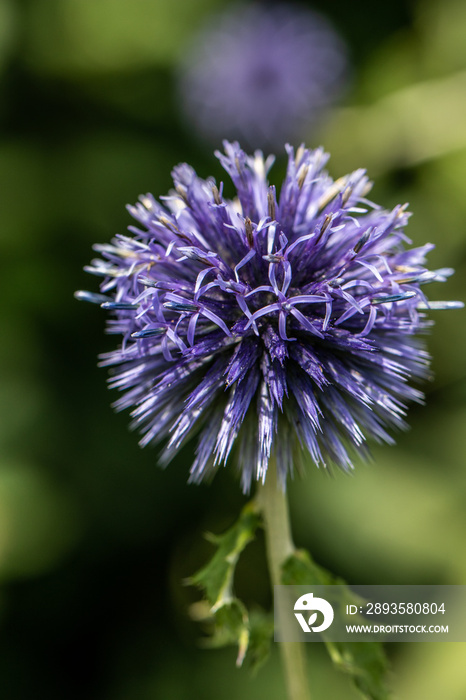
[177,3,348,149]
[77,142,462,493]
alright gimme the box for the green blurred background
[1,0,466,698]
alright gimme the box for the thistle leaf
[246,609,274,673]
[188,502,262,666]
[282,550,391,700]
[189,501,261,609]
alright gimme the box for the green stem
[257,459,311,700]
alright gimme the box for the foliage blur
[1,0,465,698]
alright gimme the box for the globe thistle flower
[77,142,461,492]
[177,3,348,149]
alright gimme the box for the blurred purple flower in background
[77,142,461,492]
[177,3,348,149]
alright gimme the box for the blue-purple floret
[79,142,461,492]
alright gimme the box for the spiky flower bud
[177,4,348,148]
[77,142,462,492]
